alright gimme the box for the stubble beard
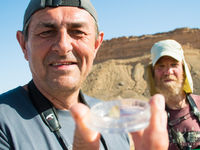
[155,74,185,103]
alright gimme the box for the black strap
[27,80,108,150]
[187,94,200,122]
[168,112,190,127]
[100,135,108,150]
[28,80,71,150]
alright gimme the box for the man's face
[153,56,184,96]
[21,6,103,94]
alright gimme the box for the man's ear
[94,31,104,58]
[16,31,29,61]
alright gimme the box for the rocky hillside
[82,28,200,101]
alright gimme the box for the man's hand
[70,103,100,150]
[131,94,169,150]
[70,94,169,150]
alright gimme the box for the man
[0,0,168,149]
[148,39,200,150]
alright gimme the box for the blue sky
[0,1,200,94]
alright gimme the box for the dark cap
[23,0,98,32]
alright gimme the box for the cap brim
[152,50,183,66]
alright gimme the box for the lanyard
[27,80,108,150]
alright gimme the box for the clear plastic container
[86,98,151,133]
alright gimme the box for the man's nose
[52,30,73,55]
[164,66,173,75]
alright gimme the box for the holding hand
[131,94,169,150]
[70,104,100,150]
[70,94,169,150]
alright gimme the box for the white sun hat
[150,39,193,93]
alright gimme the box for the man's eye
[155,64,164,71]
[158,64,165,68]
[39,30,56,37]
[155,65,165,70]
[70,30,86,37]
[171,63,178,67]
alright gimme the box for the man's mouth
[162,76,176,82]
[164,79,174,82]
[50,62,77,67]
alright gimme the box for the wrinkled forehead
[23,0,98,33]
[29,6,95,28]
[32,6,93,20]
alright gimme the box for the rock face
[82,28,200,101]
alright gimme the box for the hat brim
[152,50,182,66]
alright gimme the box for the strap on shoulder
[187,94,200,122]
[28,80,108,150]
